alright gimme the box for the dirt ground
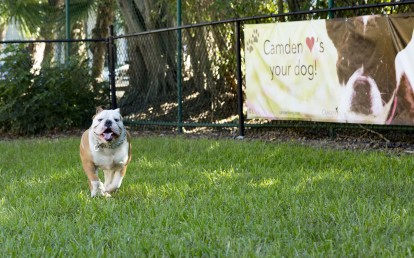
[243,127,414,154]
[135,125,414,155]
[2,125,414,155]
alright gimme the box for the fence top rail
[0,38,106,45]
[114,0,414,39]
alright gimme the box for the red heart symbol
[306,37,315,52]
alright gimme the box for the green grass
[1,136,414,257]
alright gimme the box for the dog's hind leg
[105,168,126,193]
[103,170,115,188]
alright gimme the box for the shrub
[0,44,108,134]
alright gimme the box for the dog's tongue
[103,132,113,141]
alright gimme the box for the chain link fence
[114,1,414,135]
[1,1,414,135]
[115,23,240,131]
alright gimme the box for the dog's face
[91,107,124,143]
[326,16,398,123]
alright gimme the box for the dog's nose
[104,120,112,127]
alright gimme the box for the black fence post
[177,0,183,133]
[65,0,70,63]
[328,0,334,19]
[235,20,245,137]
[108,25,117,109]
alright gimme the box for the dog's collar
[94,130,126,151]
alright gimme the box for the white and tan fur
[80,107,131,197]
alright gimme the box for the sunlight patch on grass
[202,168,239,184]
[248,177,280,188]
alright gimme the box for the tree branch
[358,124,390,143]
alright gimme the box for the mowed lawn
[1,135,414,257]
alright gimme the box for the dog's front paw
[101,192,112,198]
[91,181,111,197]
[91,190,112,198]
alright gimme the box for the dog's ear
[96,106,105,114]
[92,106,105,119]
[114,108,124,120]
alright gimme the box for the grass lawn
[1,135,414,256]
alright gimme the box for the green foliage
[0,0,97,39]
[0,44,108,134]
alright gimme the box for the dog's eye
[98,118,103,122]
[114,118,120,122]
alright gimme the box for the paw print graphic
[246,28,260,53]
[246,38,254,53]
[252,29,259,43]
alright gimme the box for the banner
[245,14,414,125]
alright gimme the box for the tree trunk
[116,0,178,114]
[40,0,63,67]
[0,24,6,49]
[91,0,116,90]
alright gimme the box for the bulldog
[326,15,397,124]
[80,107,131,197]
[327,16,414,125]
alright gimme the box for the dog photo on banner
[245,13,414,126]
